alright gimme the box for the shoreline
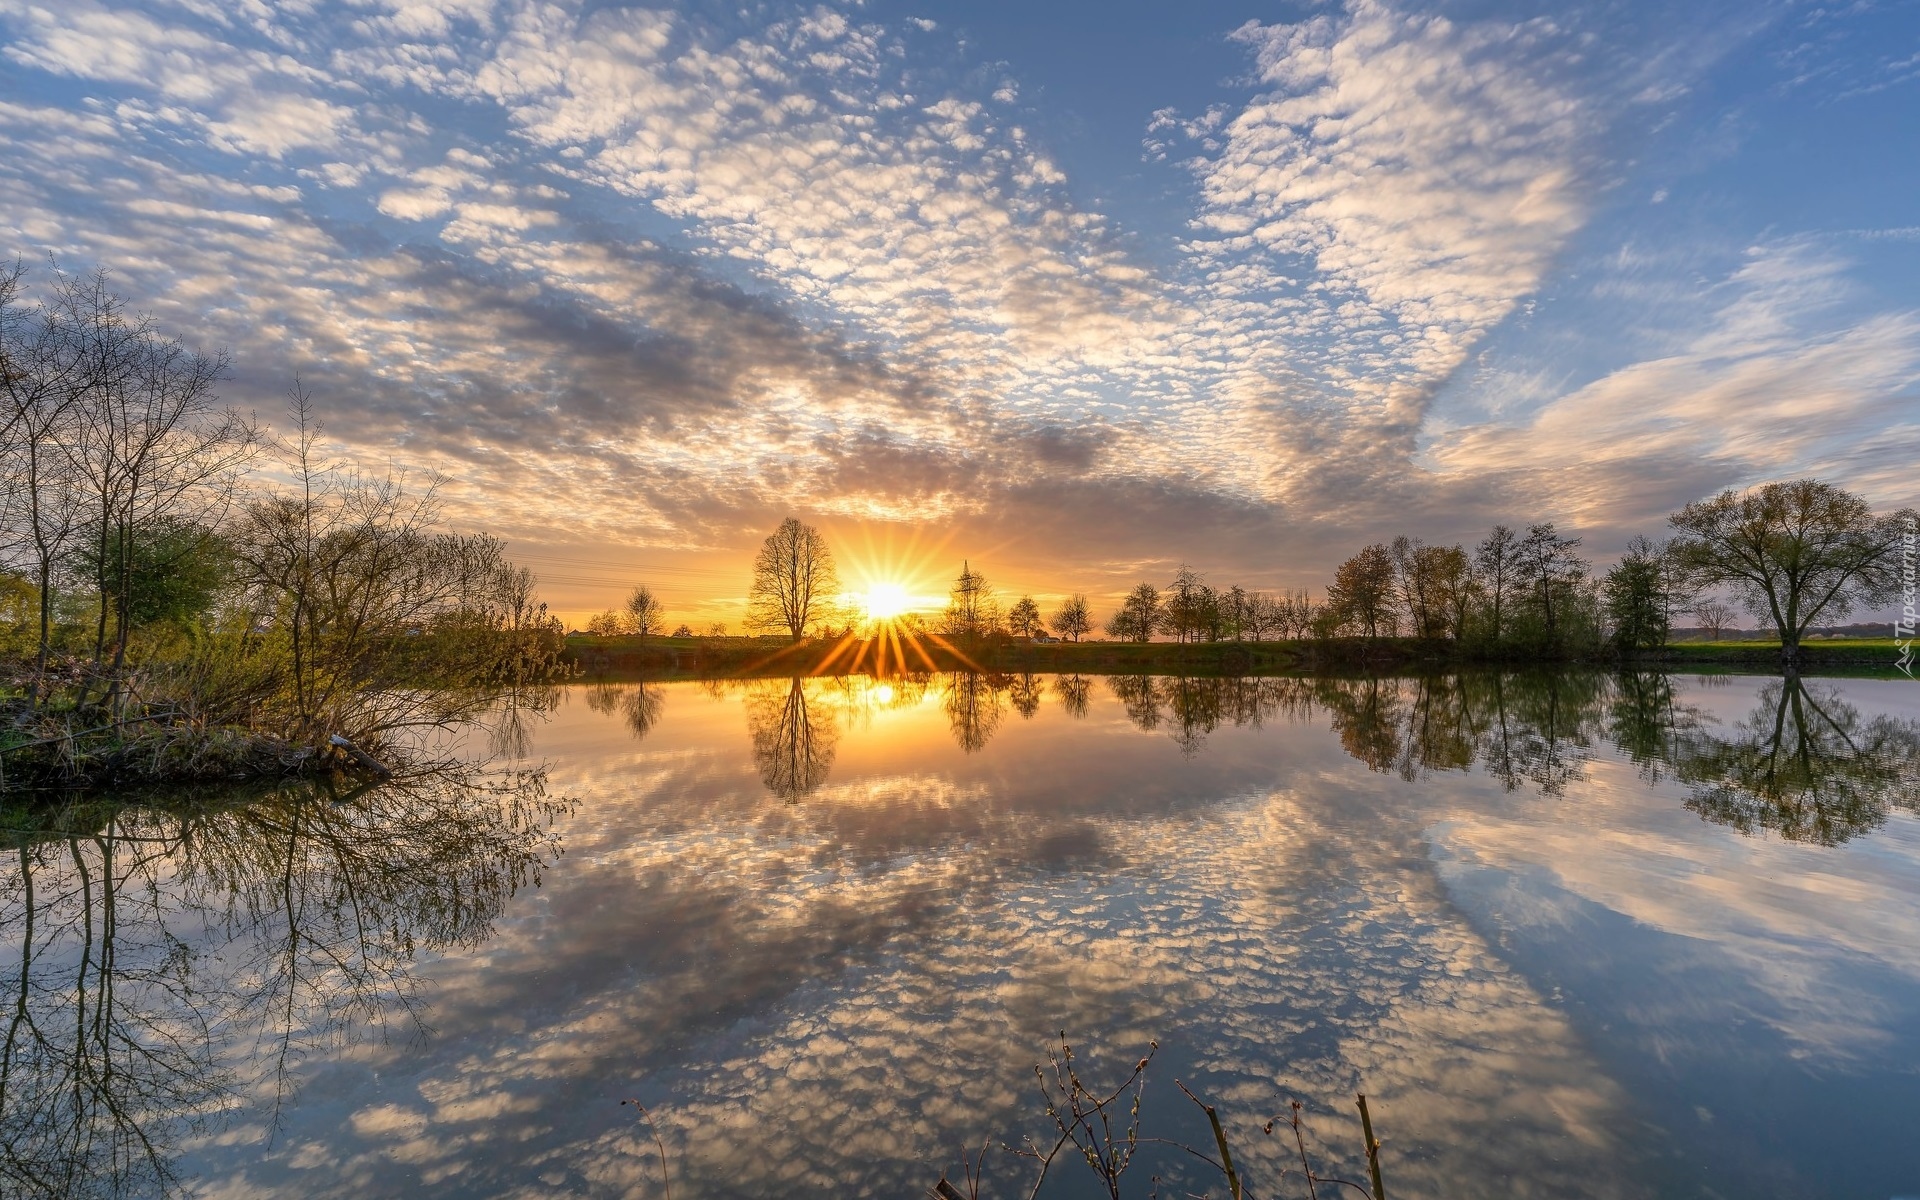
[564,633,1912,680]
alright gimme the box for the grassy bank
[1649,637,1906,668]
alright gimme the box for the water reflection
[745,678,840,799]
[943,671,1006,753]
[1051,674,1092,719]
[22,670,1910,1199]
[1665,676,1920,845]
[0,768,565,1198]
[583,681,665,741]
[583,671,1920,841]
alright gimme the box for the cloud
[0,0,1906,613]
[1424,239,1920,536]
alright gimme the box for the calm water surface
[6,671,1920,1199]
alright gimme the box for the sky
[2,0,1917,626]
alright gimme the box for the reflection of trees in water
[1008,673,1043,719]
[1297,670,1918,844]
[1108,675,1162,732]
[486,686,564,759]
[745,679,840,800]
[1052,675,1092,719]
[1657,677,1920,845]
[1463,672,1606,796]
[1107,676,1319,755]
[583,681,666,740]
[0,768,566,1198]
[1094,672,1612,794]
[1316,677,1405,772]
[944,672,1007,754]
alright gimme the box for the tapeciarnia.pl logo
[1898,514,1916,678]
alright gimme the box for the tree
[586,610,622,635]
[1668,478,1916,667]
[1273,589,1316,639]
[706,621,728,637]
[1324,544,1397,639]
[1692,599,1735,641]
[231,402,564,746]
[940,561,1000,638]
[1104,582,1160,642]
[1006,595,1045,640]
[1159,565,1216,642]
[746,517,839,642]
[1473,524,1521,642]
[1604,536,1671,652]
[67,516,232,633]
[670,623,693,637]
[1432,546,1477,640]
[1514,523,1587,642]
[56,269,255,681]
[1242,591,1284,641]
[1219,584,1252,640]
[1051,593,1092,642]
[623,584,664,637]
[1393,537,1469,638]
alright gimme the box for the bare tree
[1051,593,1092,642]
[229,393,558,748]
[54,269,255,683]
[1692,599,1735,641]
[1670,478,1916,667]
[939,561,1000,639]
[0,262,87,693]
[1272,589,1317,639]
[1241,591,1283,641]
[746,517,839,642]
[623,584,664,638]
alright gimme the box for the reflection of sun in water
[862,582,911,622]
[872,684,895,705]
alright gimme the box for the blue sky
[2,0,1916,619]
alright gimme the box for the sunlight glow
[862,582,911,622]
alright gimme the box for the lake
[5,670,1920,1199]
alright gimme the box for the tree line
[694,478,1911,670]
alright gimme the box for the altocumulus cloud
[1,0,1913,596]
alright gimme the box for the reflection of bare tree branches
[1008,674,1042,720]
[1052,675,1091,719]
[745,679,839,800]
[0,767,568,1197]
[0,829,221,1200]
[584,682,666,741]
[486,686,562,760]
[943,673,1006,754]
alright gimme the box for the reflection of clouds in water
[1436,750,1920,1068]
[176,675,1920,1199]
[206,682,1635,1199]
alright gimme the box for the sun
[862,581,911,622]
